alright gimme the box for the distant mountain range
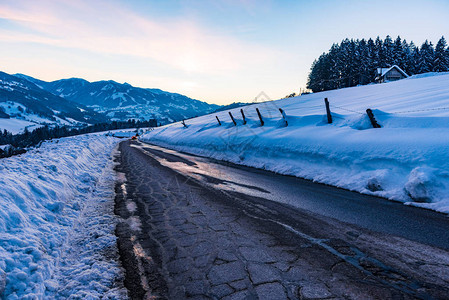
[0,72,108,133]
[213,102,248,113]
[0,72,219,133]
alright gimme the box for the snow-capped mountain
[0,72,108,133]
[15,74,219,123]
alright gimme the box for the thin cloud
[0,0,281,75]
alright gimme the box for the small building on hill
[376,65,409,83]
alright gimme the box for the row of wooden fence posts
[324,98,381,128]
[216,107,288,127]
[185,98,382,129]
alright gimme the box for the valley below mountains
[0,71,218,133]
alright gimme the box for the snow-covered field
[0,134,126,299]
[0,118,42,135]
[141,72,449,214]
[0,101,79,134]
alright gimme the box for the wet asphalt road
[114,140,449,299]
[137,142,449,251]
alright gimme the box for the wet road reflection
[133,141,449,250]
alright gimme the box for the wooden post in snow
[324,98,332,124]
[229,112,236,126]
[216,116,221,126]
[366,109,381,128]
[240,109,247,125]
[256,108,264,126]
[279,108,288,126]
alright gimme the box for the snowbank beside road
[141,73,449,214]
[0,134,126,299]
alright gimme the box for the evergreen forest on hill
[307,36,449,92]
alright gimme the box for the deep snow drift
[141,72,449,214]
[0,134,126,299]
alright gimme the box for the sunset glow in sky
[1,0,449,104]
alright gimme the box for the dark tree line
[0,118,157,158]
[307,36,449,92]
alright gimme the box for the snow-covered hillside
[141,72,449,213]
[0,72,108,134]
[0,101,83,134]
[0,134,126,299]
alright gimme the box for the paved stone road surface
[114,140,449,299]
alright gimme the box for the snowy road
[115,140,449,299]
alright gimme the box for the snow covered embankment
[141,73,449,214]
[0,134,127,299]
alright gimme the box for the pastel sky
[1,0,449,105]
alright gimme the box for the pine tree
[383,35,394,66]
[375,36,384,67]
[326,46,338,90]
[348,39,359,86]
[393,36,403,66]
[446,47,449,71]
[358,39,370,84]
[307,59,322,92]
[418,40,435,72]
[434,36,448,72]
[400,39,412,74]
[366,38,377,81]
[409,42,420,74]
[339,39,353,88]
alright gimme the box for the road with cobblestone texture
[114,140,449,299]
